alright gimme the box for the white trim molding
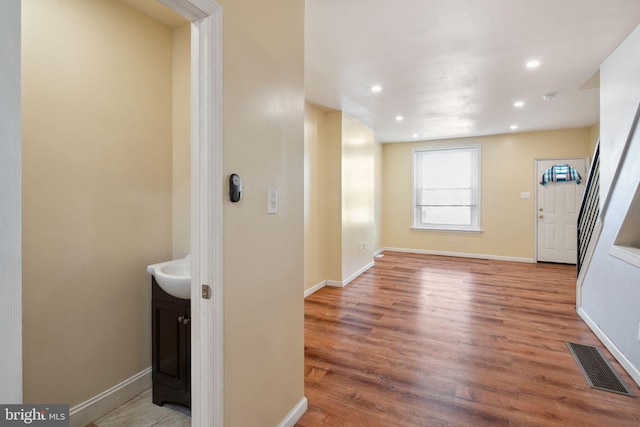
[190,7,224,427]
[277,397,308,427]
[577,308,640,387]
[161,1,224,426]
[343,261,375,286]
[304,280,327,298]
[326,280,344,288]
[382,247,535,263]
[69,368,152,427]
[609,245,640,269]
[326,261,376,288]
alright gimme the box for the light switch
[520,192,531,199]
[267,189,278,214]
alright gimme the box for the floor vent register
[566,342,634,397]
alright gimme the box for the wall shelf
[610,182,640,268]
[609,245,640,268]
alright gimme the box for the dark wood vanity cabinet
[151,277,191,408]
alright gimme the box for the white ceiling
[305,0,640,142]
[120,0,187,29]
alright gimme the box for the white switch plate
[267,189,278,214]
[520,192,531,199]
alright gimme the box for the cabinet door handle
[183,316,190,326]
[177,315,184,323]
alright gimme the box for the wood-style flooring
[298,252,640,427]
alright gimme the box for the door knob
[538,214,544,219]
[177,315,184,323]
[183,316,190,326]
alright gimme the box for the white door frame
[160,1,223,426]
[534,157,589,263]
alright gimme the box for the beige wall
[341,114,375,279]
[21,1,592,419]
[22,0,305,423]
[172,24,190,259]
[304,103,327,289]
[324,111,343,281]
[22,0,173,405]
[373,137,383,252]
[219,0,305,425]
[382,128,592,260]
[303,105,377,289]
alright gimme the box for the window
[413,146,480,231]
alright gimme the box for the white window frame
[412,145,481,232]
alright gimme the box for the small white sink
[147,256,191,299]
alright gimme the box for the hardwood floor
[298,252,640,427]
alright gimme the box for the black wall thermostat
[229,173,242,202]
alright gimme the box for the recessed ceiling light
[510,125,518,130]
[526,60,541,69]
[542,93,556,101]
[371,85,382,93]
[514,101,525,108]
[396,116,404,121]
[412,134,418,138]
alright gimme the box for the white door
[536,158,588,264]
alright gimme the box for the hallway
[299,252,640,426]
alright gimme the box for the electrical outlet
[450,238,456,243]
[637,323,640,342]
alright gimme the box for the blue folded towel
[540,164,581,185]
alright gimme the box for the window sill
[411,227,483,233]
[609,245,640,269]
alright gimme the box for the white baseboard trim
[326,280,343,288]
[374,248,384,256]
[278,396,308,427]
[325,261,376,288]
[304,280,327,298]
[69,367,152,427]
[577,307,640,387]
[343,261,375,286]
[381,247,535,263]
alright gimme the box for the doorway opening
[159,1,224,425]
[20,0,223,424]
